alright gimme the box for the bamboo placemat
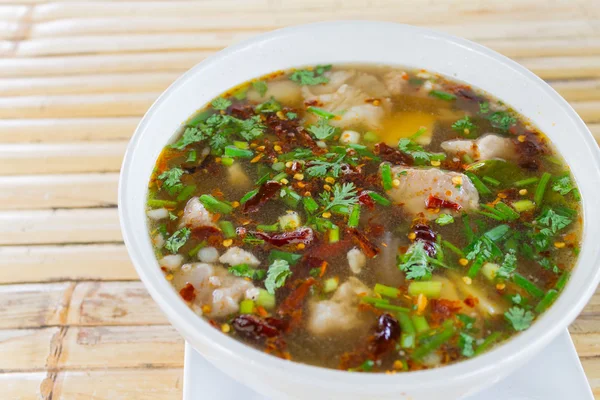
[1,1,600,398]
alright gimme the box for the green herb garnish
[164,227,190,254]
[290,65,332,86]
[435,213,454,226]
[211,97,231,110]
[265,259,292,294]
[504,307,534,331]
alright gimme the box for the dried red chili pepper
[369,313,401,357]
[374,142,413,165]
[179,283,196,302]
[243,181,283,213]
[425,194,462,211]
[430,299,462,324]
[347,228,380,258]
[277,278,316,318]
[413,223,437,257]
[358,191,376,209]
[253,227,314,247]
[231,314,287,340]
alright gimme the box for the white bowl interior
[119,21,600,398]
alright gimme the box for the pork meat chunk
[307,277,371,336]
[385,166,479,219]
[173,263,256,318]
[219,247,261,267]
[441,134,517,162]
[179,197,217,229]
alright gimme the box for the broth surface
[147,65,582,372]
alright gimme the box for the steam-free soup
[147,65,581,372]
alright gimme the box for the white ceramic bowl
[119,21,600,400]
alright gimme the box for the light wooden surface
[2,0,600,398]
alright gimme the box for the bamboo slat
[0,117,138,143]
[0,208,121,245]
[0,71,179,96]
[521,56,600,79]
[552,80,600,102]
[67,281,168,326]
[59,325,183,369]
[0,282,73,329]
[0,93,156,118]
[0,173,118,209]
[52,368,183,400]
[0,244,137,284]
[0,372,46,400]
[0,328,59,371]
[0,6,29,22]
[0,142,126,175]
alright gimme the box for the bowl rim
[119,20,600,391]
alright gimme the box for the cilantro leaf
[319,182,358,213]
[397,137,445,165]
[451,116,477,134]
[171,126,207,150]
[552,176,575,195]
[168,211,178,221]
[504,306,534,331]
[238,115,265,141]
[289,65,331,86]
[397,241,433,280]
[286,112,298,120]
[511,293,522,305]
[435,213,454,226]
[252,80,268,97]
[537,209,572,234]
[211,97,232,111]
[255,98,281,113]
[488,111,516,131]
[309,267,321,278]
[306,155,345,178]
[307,118,337,140]
[229,264,266,280]
[158,167,185,195]
[265,259,292,294]
[209,134,228,150]
[164,227,190,254]
[497,249,517,279]
[459,332,475,357]
[479,102,490,114]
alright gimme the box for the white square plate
[183,331,592,400]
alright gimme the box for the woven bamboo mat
[1,1,600,398]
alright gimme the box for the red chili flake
[425,195,462,211]
[191,226,222,241]
[243,181,282,213]
[374,142,413,165]
[277,278,316,321]
[231,314,287,340]
[430,299,462,324]
[358,191,376,209]
[308,237,353,259]
[253,227,314,247]
[347,228,380,258]
[179,283,196,302]
[463,296,479,308]
[365,223,385,238]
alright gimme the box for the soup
[146,65,581,372]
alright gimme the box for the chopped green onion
[256,173,271,185]
[233,141,249,149]
[413,321,455,360]
[219,220,236,238]
[443,240,465,257]
[188,241,207,257]
[239,299,254,314]
[535,289,558,313]
[411,315,430,333]
[240,189,258,204]
[381,164,393,190]
[303,197,319,214]
[360,296,390,305]
[147,199,177,208]
[323,277,339,293]
[188,110,212,127]
[463,214,475,243]
[467,258,486,278]
[481,204,508,220]
[328,224,340,243]
[176,185,196,202]
[512,199,535,213]
[348,205,361,228]
[330,205,350,215]
[368,301,411,313]
[429,90,457,101]
[221,156,234,167]
[271,162,285,171]
[515,177,539,187]
[475,210,505,221]
[398,312,416,348]
[474,332,501,355]
[199,194,233,214]
[281,186,301,208]
[368,192,391,206]
[224,145,253,158]
[555,270,570,291]
[482,176,501,187]
[256,289,275,310]
[307,106,337,120]
[496,202,520,220]
[374,283,401,298]
[512,273,544,298]
[363,131,379,142]
[534,172,552,206]
[268,250,302,265]
[465,172,492,195]
[462,154,474,164]
[257,223,279,232]
[271,172,287,182]
[186,150,197,163]
[408,281,442,298]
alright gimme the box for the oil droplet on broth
[379,111,437,146]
